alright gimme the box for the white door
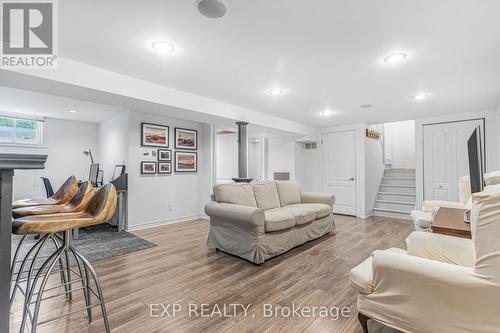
[423,119,484,201]
[322,130,357,215]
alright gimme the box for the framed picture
[158,149,172,161]
[174,127,197,150]
[174,151,197,172]
[158,162,172,174]
[141,122,169,148]
[141,161,157,174]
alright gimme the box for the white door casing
[322,130,357,215]
[423,119,484,202]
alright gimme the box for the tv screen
[467,127,484,194]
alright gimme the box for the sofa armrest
[204,202,264,227]
[406,231,474,266]
[422,200,465,212]
[301,192,335,207]
[360,249,498,333]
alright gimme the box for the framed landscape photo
[158,149,172,161]
[141,161,157,174]
[174,127,197,150]
[174,151,197,172]
[158,162,172,174]
[141,122,169,148]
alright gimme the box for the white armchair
[411,176,471,231]
[350,185,500,333]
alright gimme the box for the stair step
[376,199,416,205]
[384,169,415,178]
[384,168,415,172]
[381,177,416,186]
[378,191,416,196]
[372,208,412,220]
[380,184,416,194]
[375,200,415,212]
[378,192,415,202]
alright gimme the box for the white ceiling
[0,86,125,123]
[48,1,500,126]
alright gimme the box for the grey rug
[12,224,156,266]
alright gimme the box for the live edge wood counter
[0,153,47,333]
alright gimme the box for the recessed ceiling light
[319,109,336,117]
[68,109,78,113]
[151,41,175,54]
[267,88,285,96]
[197,0,228,19]
[383,52,407,64]
[413,92,430,101]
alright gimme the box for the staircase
[372,168,416,220]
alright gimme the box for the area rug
[12,224,156,265]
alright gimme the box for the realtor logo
[1,0,57,68]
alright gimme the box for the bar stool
[10,181,94,305]
[13,176,78,209]
[13,181,93,218]
[12,184,117,333]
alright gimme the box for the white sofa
[205,180,335,264]
[350,184,500,333]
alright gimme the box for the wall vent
[273,171,292,181]
[305,142,317,149]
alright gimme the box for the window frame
[0,114,45,147]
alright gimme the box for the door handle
[348,177,355,181]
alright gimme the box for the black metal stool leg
[50,234,69,299]
[20,244,64,333]
[70,247,93,322]
[10,235,27,276]
[10,234,50,308]
[70,244,110,333]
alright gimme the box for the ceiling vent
[197,0,228,19]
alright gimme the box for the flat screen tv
[467,127,484,194]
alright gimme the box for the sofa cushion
[276,181,302,206]
[213,184,257,207]
[253,182,281,211]
[279,206,316,225]
[264,209,295,232]
[286,203,331,219]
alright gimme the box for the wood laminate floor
[11,215,414,333]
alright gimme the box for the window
[0,116,44,145]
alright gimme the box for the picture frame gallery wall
[140,122,198,175]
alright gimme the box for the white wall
[266,137,296,180]
[215,132,238,183]
[384,120,415,169]
[126,111,213,230]
[415,109,500,208]
[294,143,321,192]
[248,139,265,181]
[98,111,129,182]
[498,102,500,167]
[10,118,98,200]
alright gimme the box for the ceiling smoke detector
[197,0,228,19]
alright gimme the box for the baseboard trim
[127,214,206,231]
